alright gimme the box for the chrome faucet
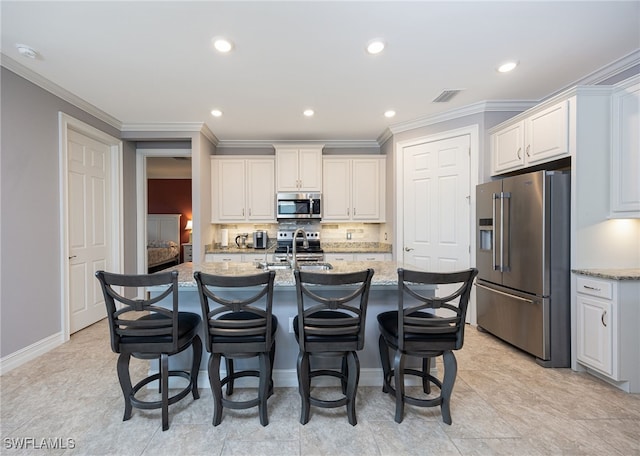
[291,228,309,270]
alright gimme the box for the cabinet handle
[347,208,350,216]
[68,255,77,260]
[526,145,530,157]
[242,208,245,216]
[583,285,602,292]
[601,310,607,327]
[353,207,356,215]
[404,247,414,252]
[517,147,522,159]
[249,208,252,216]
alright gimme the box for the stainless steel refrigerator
[475,170,570,367]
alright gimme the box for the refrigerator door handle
[475,283,534,304]
[501,192,511,272]
[492,193,499,271]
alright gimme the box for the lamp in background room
[185,219,193,243]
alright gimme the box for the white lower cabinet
[575,274,640,392]
[205,253,243,263]
[325,252,391,262]
[205,253,269,263]
[325,253,354,262]
[354,253,391,261]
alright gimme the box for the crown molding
[120,122,219,145]
[572,49,639,86]
[216,139,380,149]
[1,53,122,130]
[387,100,537,135]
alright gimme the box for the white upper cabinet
[610,77,640,218]
[322,156,385,222]
[491,100,569,175]
[211,157,275,222]
[275,145,323,192]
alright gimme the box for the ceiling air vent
[432,89,463,103]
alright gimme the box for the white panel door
[68,130,109,333]
[402,135,470,273]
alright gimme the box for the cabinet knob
[601,310,607,327]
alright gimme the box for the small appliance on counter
[253,230,268,249]
[235,233,249,249]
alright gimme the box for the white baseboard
[0,332,65,375]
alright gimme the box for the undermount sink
[256,262,291,270]
[256,262,333,271]
[298,262,333,271]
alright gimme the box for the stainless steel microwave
[276,192,322,220]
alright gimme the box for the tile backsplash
[211,222,390,247]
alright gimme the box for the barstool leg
[297,351,311,425]
[208,353,223,426]
[440,351,457,425]
[378,335,391,393]
[160,353,169,431]
[258,352,270,426]
[268,342,276,397]
[116,353,133,421]
[422,357,431,394]
[393,351,406,423]
[345,351,360,426]
[191,335,202,400]
[225,357,234,395]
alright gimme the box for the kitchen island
[155,260,431,387]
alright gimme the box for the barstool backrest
[294,269,374,352]
[194,271,276,353]
[95,270,180,354]
[397,268,478,351]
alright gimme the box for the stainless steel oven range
[274,229,324,262]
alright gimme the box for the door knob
[404,247,414,252]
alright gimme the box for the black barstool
[95,270,202,431]
[377,268,477,424]
[293,268,374,426]
[194,270,277,426]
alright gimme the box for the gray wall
[0,68,137,357]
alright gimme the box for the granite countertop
[205,242,392,255]
[165,260,412,287]
[572,268,640,281]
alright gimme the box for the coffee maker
[253,231,268,249]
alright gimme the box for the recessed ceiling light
[384,110,396,118]
[210,109,222,117]
[303,109,314,117]
[213,38,233,53]
[497,61,518,73]
[366,40,385,55]
[16,43,38,59]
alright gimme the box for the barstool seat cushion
[377,310,457,344]
[293,311,358,343]
[119,312,202,346]
[211,312,278,343]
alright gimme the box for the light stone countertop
[205,242,392,255]
[572,268,640,281]
[165,260,413,287]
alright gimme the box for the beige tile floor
[1,319,639,455]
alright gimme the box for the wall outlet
[288,316,294,333]
[346,232,352,240]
